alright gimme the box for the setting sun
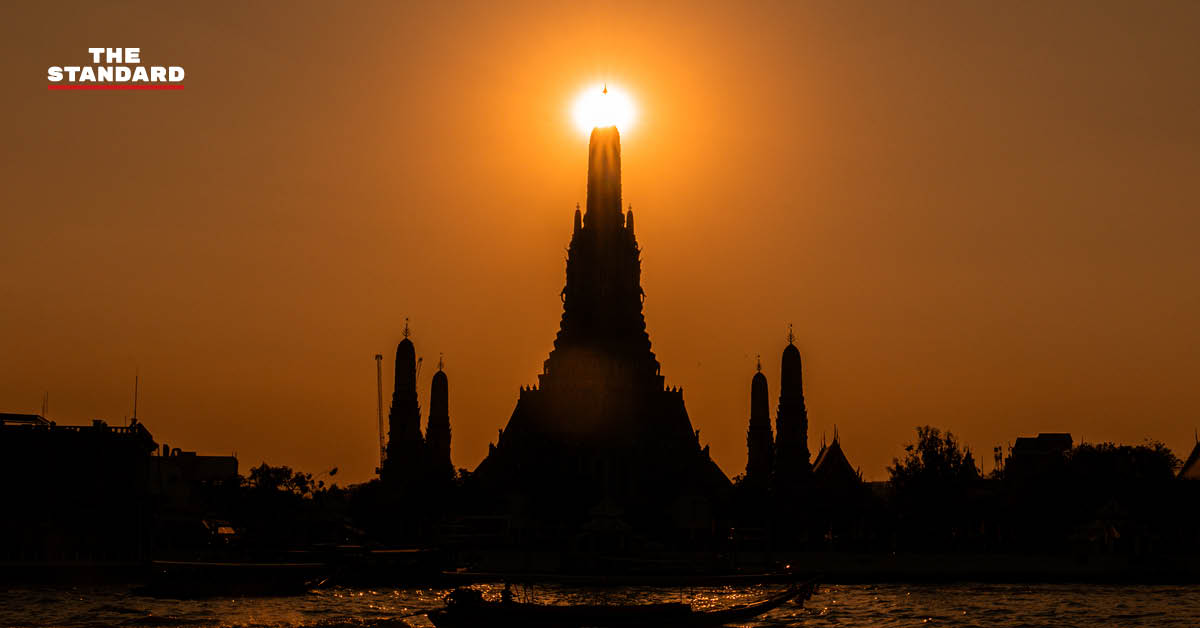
[572,83,637,135]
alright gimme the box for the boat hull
[428,581,814,628]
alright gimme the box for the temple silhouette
[9,125,1200,584]
[381,325,454,494]
[773,332,812,490]
[744,358,773,489]
[373,127,849,549]
[367,127,873,554]
[742,333,816,496]
[464,127,728,543]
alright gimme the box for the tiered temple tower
[382,329,425,486]
[474,126,728,532]
[773,332,811,489]
[425,358,454,486]
[745,358,774,485]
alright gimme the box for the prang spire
[383,330,424,485]
[584,126,623,232]
[774,329,811,487]
[425,355,453,486]
[472,107,731,532]
[546,124,657,388]
[746,360,773,484]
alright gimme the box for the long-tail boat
[427,579,817,628]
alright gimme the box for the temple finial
[403,317,411,339]
[786,323,795,345]
[756,354,762,372]
[437,353,444,371]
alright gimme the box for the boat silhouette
[427,579,817,628]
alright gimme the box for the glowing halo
[572,83,636,135]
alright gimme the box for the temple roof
[812,438,860,485]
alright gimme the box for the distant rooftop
[1012,433,1074,455]
[0,413,50,427]
[1,412,154,440]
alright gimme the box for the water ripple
[2,583,1200,627]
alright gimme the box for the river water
[2,582,1199,627]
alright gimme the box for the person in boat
[501,582,514,606]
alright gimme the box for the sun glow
[572,83,637,135]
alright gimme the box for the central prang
[471,126,730,543]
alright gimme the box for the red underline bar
[47,84,185,90]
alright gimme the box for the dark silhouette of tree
[887,426,981,551]
[247,463,315,496]
[1067,441,1179,482]
[228,463,351,550]
[889,426,979,488]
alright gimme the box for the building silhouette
[744,358,773,487]
[473,126,729,542]
[425,359,454,487]
[773,335,811,491]
[0,413,237,564]
[1006,432,1073,482]
[0,414,156,562]
[379,329,456,490]
[382,330,425,487]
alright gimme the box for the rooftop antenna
[41,391,49,417]
[132,369,139,424]
[375,353,385,467]
[786,323,796,345]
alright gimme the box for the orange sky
[2,1,1199,483]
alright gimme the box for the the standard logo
[48,48,184,90]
